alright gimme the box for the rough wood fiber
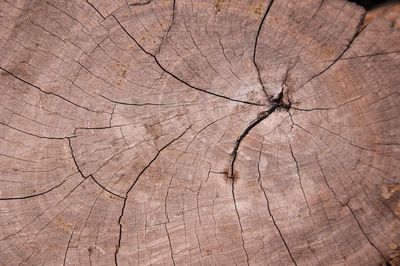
[0,0,399,265]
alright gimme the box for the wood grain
[0,0,399,265]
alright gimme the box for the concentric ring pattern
[0,0,399,265]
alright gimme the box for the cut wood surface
[0,0,399,265]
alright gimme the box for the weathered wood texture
[0,0,399,265]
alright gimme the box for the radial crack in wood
[0,0,399,265]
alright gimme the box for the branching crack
[68,138,86,179]
[0,122,73,140]
[111,15,263,106]
[296,12,366,90]
[114,125,191,265]
[226,88,291,266]
[86,0,105,19]
[156,0,175,56]
[346,203,389,264]
[288,141,314,224]
[316,155,388,263]
[89,175,125,199]
[99,94,201,107]
[231,180,250,265]
[0,66,99,113]
[316,155,342,203]
[68,138,125,199]
[292,95,364,112]
[228,89,290,178]
[0,179,68,201]
[253,0,275,99]
[257,146,297,265]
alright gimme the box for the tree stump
[0,0,399,265]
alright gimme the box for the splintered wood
[0,0,399,265]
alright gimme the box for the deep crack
[227,89,291,266]
[257,146,297,265]
[228,89,290,178]
[253,0,275,98]
[114,126,191,265]
[112,15,263,107]
[296,12,366,90]
[231,180,250,265]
